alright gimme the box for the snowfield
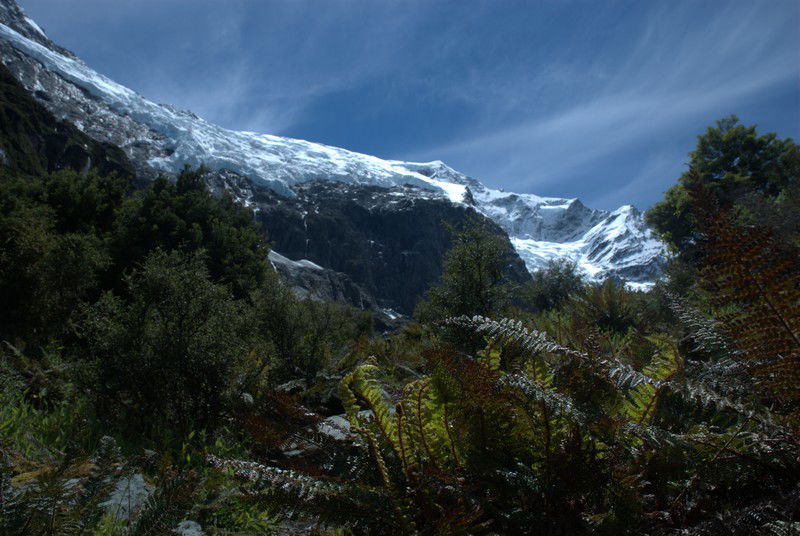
[0,14,665,287]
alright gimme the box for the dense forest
[1,97,799,534]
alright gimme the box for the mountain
[0,0,664,309]
[203,169,531,315]
[0,53,132,179]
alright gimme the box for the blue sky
[19,0,800,209]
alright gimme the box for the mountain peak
[0,6,665,287]
[0,0,74,58]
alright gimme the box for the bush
[415,219,512,323]
[253,277,373,386]
[522,258,584,312]
[83,249,263,438]
[110,167,269,297]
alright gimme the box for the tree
[83,249,262,437]
[415,219,512,322]
[522,258,584,312]
[110,166,269,297]
[646,115,800,254]
[0,171,117,351]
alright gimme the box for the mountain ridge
[0,0,664,289]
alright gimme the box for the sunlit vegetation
[1,117,798,534]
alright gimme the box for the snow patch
[417,175,468,204]
[0,17,665,287]
[269,250,323,271]
[22,16,45,37]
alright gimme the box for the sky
[18,0,800,210]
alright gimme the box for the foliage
[82,249,262,438]
[0,171,121,351]
[522,258,585,312]
[110,167,269,298]
[224,307,798,534]
[646,115,800,254]
[253,279,373,386]
[1,109,799,533]
[688,179,800,421]
[414,218,513,323]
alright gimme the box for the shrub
[522,258,584,312]
[83,249,263,438]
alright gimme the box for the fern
[688,177,800,412]
[665,292,733,356]
[340,363,399,458]
[499,373,587,425]
[621,335,682,426]
[206,455,391,529]
[0,449,20,536]
[450,315,776,429]
[127,473,196,536]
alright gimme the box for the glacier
[0,3,665,286]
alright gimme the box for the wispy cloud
[407,1,798,206]
[18,0,800,208]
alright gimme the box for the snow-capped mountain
[392,161,664,287]
[0,0,664,288]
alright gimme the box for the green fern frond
[476,338,502,371]
[621,335,682,426]
[340,364,398,457]
[499,373,587,425]
[206,455,390,528]
[127,473,196,536]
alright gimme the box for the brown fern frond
[688,174,800,412]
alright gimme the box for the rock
[276,378,308,394]
[268,250,377,311]
[253,181,530,314]
[173,520,205,536]
[317,415,351,441]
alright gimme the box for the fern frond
[449,315,780,429]
[444,316,585,360]
[499,373,587,425]
[340,364,399,458]
[688,186,800,408]
[622,335,681,426]
[0,449,21,536]
[666,292,733,355]
[206,455,390,527]
[127,473,196,536]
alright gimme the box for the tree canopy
[414,218,512,322]
[646,115,800,253]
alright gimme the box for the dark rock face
[247,181,531,314]
[0,62,133,178]
[205,170,533,315]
